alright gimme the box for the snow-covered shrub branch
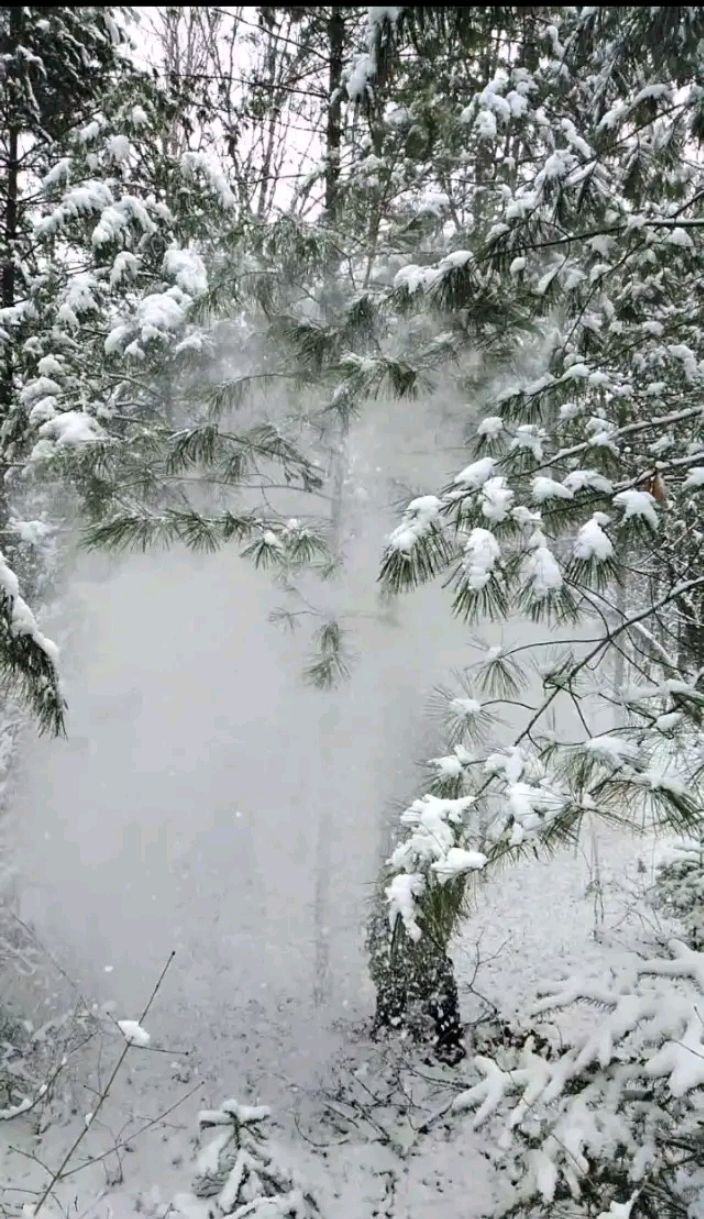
[446,936,704,1217]
[654,834,704,952]
[174,1098,320,1218]
[0,547,63,734]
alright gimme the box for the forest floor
[0,823,675,1219]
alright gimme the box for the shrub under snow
[447,936,704,1217]
[173,1099,320,1219]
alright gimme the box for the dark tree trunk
[0,6,22,549]
[1,6,21,425]
[324,7,344,223]
[368,903,465,1064]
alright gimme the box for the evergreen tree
[182,1098,320,1218]
[0,6,127,730]
[0,7,329,731]
[654,833,704,951]
[445,935,704,1218]
[369,6,704,1049]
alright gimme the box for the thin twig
[32,951,176,1215]
[62,1080,203,1180]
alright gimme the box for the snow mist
[6,391,495,1078]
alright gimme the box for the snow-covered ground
[0,814,666,1219]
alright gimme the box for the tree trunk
[0,6,21,548]
[311,6,347,1010]
[1,6,20,419]
[324,8,344,223]
[368,904,465,1062]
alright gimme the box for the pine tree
[368,671,493,1062]
[654,833,704,951]
[445,935,704,1218]
[0,7,330,731]
[342,2,556,1054]
[0,6,127,731]
[368,6,704,1049]
[182,1098,320,1218]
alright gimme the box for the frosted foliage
[562,469,614,495]
[163,248,209,298]
[34,180,114,237]
[183,1099,319,1217]
[180,150,236,209]
[531,476,573,503]
[524,544,562,599]
[346,52,376,101]
[33,410,104,457]
[655,835,704,949]
[461,528,500,590]
[109,250,139,288]
[377,5,704,928]
[136,292,189,342]
[0,549,59,666]
[346,7,400,100]
[431,846,488,882]
[383,776,489,941]
[477,415,504,437]
[453,456,495,489]
[385,871,426,942]
[381,682,615,944]
[451,939,704,1214]
[573,516,613,561]
[0,6,251,740]
[480,477,514,522]
[387,495,442,553]
[613,489,659,531]
[91,196,156,246]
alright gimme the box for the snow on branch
[0,548,64,734]
[448,937,704,1214]
[183,1097,320,1217]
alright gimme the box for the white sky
[125,6,327,216]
